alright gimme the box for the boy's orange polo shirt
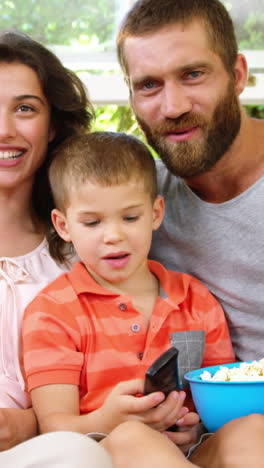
[23,260,234,414]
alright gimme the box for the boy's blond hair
[48,132,158,262]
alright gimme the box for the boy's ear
[51,208,72,242]
[152,195,165,231]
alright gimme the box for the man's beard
[136,80,241,178]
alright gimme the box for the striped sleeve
[22,280,85,392]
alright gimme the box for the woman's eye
[18,105,34,113]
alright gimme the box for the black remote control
[144,347,181,432]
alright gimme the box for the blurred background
[2,0,263,137]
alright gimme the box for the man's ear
[51,209,72,242]
[152,195,165,231]
[233,53,248,96]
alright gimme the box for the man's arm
[0,407,37,450]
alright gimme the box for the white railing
[50,46,264,106]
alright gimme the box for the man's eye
[143,81,156,90]
[188,71,203,79]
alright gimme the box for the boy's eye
[83,220,100,227]
[124,215,139,222]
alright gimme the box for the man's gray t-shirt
[150,160,264,361]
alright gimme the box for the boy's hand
[139,388,188,432]
[98,379,189,433]
[164,411,201,453]
[98,379,165,432]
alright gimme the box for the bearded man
[117,0,264,364]
[113,1,264,467]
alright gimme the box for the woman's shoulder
[0,238,76,283]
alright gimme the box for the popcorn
[200,359,264,382]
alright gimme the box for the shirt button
[119,303,127,311]
[137,352,144,360]
[131,323,141,333]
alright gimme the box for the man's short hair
[117,0,238,79]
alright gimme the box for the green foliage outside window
[0,0,263,131]
[92,106,140,135]
[244,105,264,119]
[223,0,264,49]
[92,104,264,140]
[0,0,263,49]
[0,0,116,47]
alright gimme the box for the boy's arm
[31,380,163,435]
[31,384,91,434]
[31,381,142,435]
[32,380,140,435]
[31,380,197,436]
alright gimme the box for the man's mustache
[150,114,207,134]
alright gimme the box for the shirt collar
[67,262,119,297]
[68,260,188,307]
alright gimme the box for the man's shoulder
[155,159,182,195]
[155,158,169,176]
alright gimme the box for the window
[1,0,263,109]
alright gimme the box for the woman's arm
[0,407,37,450]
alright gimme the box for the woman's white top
[0,239,71,408]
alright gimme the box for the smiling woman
[0,63,53,191]
[0,29,93,453]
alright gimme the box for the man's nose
[160,82,192,119]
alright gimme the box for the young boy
[22,132,234,445]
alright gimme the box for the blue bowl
[185,362,264,433]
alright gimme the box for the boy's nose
[103,223,124,244]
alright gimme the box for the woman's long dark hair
[0,29,94,230]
